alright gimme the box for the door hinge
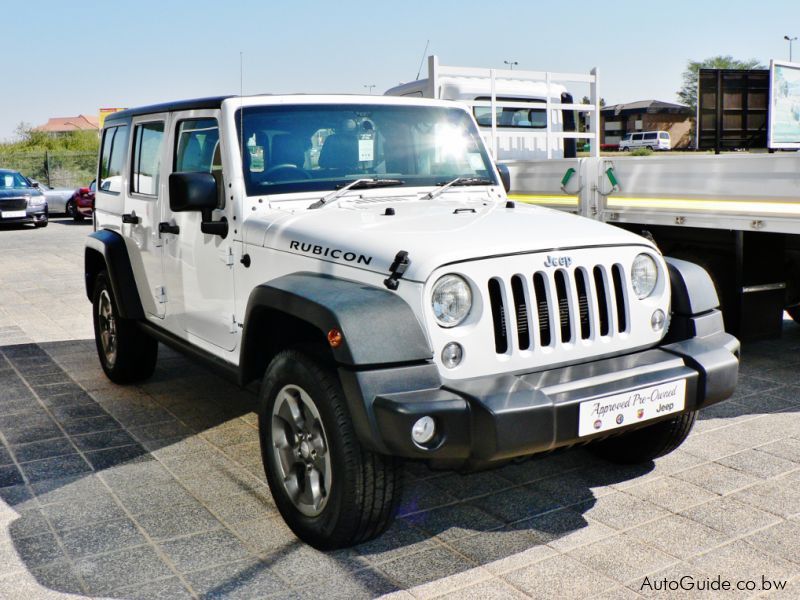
[155,286,167,304]
[229,314,238,334]
[220,246,235,267]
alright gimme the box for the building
[35,114,100,136]
[601,100,693,148]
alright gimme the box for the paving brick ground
[0,217,798,599]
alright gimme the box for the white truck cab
[85,94,739,550]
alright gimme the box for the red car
[68,180,95,221]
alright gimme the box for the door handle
[158,222,180,235]
[122,213,139,224]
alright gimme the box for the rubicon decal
[289,241,373,265]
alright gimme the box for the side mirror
[496,163,511,193]
[31,181,40,189]
[169,172,218,212]
[168,172,228,238]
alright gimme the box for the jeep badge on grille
[543,255,573,268]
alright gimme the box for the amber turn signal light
[327,328,343,348]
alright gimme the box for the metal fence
[0,151,97,189]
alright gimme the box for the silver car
[29,180,76,215]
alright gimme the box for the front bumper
[340,325,739,463]
[0,206,47,224]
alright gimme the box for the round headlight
[631,253,658,299]
[431,274,472,327]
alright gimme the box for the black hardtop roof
[104,96,234,123]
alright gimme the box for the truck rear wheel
[92,272,158,384]
[259,349,401,550]
[588,410,697,464]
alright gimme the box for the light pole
[363,84,376,95]
[504,60,519,70]
[785,35,797,62]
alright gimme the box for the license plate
[1,210,26,218]
[578,379,686,437]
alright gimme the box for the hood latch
[384,250,410,291]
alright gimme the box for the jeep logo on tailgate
[543,255,572,268]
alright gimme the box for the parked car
[69,180,96,221]
[619,131,671,151]
[28,179,76,215]
[0,168,48,227]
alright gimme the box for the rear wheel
[259,349,401,550]
[588,410,697,464]
[92,272,158,384]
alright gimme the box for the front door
[161,111,237,351]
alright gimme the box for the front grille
[0,198,27,211]
[488,264,629,354]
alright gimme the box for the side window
[659,132,670,139]
[174,118,220,174]
[174,118,223,207]
[131,122,164,196]
[644,132,657,140]
[99,124,130,193]
[633,133,644,141]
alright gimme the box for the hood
[0,189,39,200]
[243,194,655,282]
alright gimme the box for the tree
[677,56,764,112]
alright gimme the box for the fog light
[441,342,463,369]
[411,416,436,445]
[651,309,666,331]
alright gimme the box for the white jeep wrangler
[85,95,739,549]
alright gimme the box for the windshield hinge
[384,251,410,291]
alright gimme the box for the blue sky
[4,0,800,141]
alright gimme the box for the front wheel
[259,349,402,550]
[92,272,158,384]
[588,410,697,464]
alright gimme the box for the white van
[619,131,671,151]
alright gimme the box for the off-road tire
[259,349,402,550]
[92,272,158,384]
[588,410,697,464]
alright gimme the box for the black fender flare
[664,256,728,342]
[85,229,144,319]
[239,272,433,383]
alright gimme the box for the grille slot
[611,264,627,333]
[489,263,630,354]
[510,275,530,350]
[553,270,572,343]
[593,266,610,336]
[532,272,551,347]
[488,278,508,353]
[575,268,591,340]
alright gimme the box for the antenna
[240,51,244,164]
[415,40,430,80]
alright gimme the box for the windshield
[0,171,31,190]
[236,104,497,196]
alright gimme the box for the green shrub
[630,148,653,157]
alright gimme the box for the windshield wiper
[423,177,494,201]
[308,178,405,209]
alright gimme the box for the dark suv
[0,169,48,227]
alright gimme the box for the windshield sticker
[289,240,373,265]
[358,138,374,162]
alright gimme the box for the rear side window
[174,119,220,173]
[131,122,164,196]
[99,124,130,193]
[659,132,670,139]
[644,132,657,140]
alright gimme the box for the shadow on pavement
[1,328,796,598]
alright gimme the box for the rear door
[161,111,237,351]
[125,115,168,318]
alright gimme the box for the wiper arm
[423,177,494,201]
[308,178,405,209]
